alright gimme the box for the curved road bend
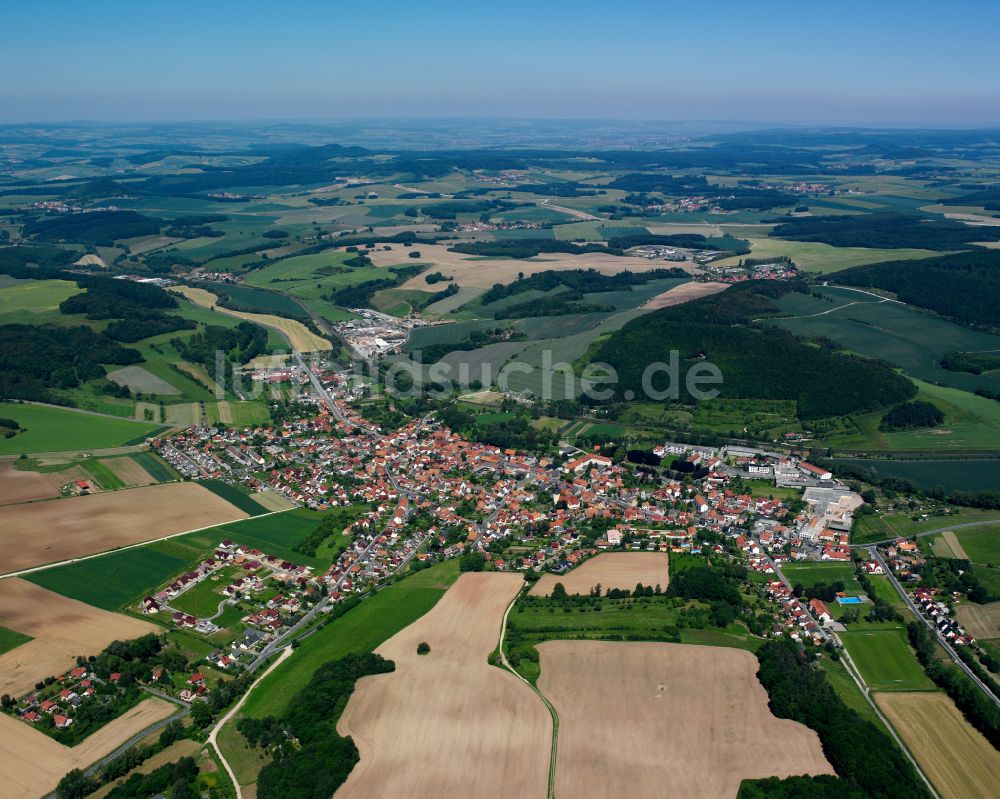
[209,645,294,799]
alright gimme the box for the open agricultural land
[530,552,668,596]
[0,578,157,697]
[6,122,1000,798]
[0,481,249,574]
[538,640,832,798]
[335,573,550,799]
[955,601,1000,641]
[0,697,176,799]
[876,692,1000,799]
[0,402,164,456]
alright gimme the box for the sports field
[839,629,935,691]
[876,692,1000,799]
[539,640,832,798]
[780,562,860,592]
[0,403,164,455]
[336,573,550,799]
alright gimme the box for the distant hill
[833,250,1000,331]
[590,282,916,419]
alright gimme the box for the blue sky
[4,0,1000,125]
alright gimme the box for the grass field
[780,562,860,592]
[82,457,126,490]
[129,451,177,482]
[20,507,360,609]
[197,479,269,516]
[0,624,32,655]
[24,542,194,610]
[239,558,460,720]
[0,403,164,455]
[953,524,1000,565]
[852,507,1000,544]
[839,629,935,691]
[771,287,1000,396]
[710,237,936,274]
[170,565,239,617]
[0,277,81,319]
[831,457,1000,494]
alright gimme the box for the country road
[209,646,293,799]
[868,546,1000,708]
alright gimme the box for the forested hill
[590,282,916,419]
[832,250,1000,331]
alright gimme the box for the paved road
[209,646,293,799]
[850,518,1000,548]
[868,546,1000,707]
[42,703,190,799]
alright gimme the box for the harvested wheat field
[538,640,832,799]
[335,572,550,799]
[956,601,1000,640]
[0,697,175,799]
[369,243,695,291]
[0,481,247,574]
[0,579,158,696]
[641,280,728,309]
[0,460,76,506]
[172,286,331,352]
[876,692,1000,799]
[531,552,668,596]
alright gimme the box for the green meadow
[0,402,165,455]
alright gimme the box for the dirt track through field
[0,697,175,799]
[369,243,696,290]
[531,552,668,596]
[877,692,1000,799]
[0,579,158,696]
[173,286,332,352]
[538,640,833,798]
[335,572,550,799]
[0,482,247,574]
[640,280,728,309]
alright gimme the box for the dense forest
[23,210,161,246]
[770,213,1000,249]
[242,653,395,799]
[0,244,78,278]
[60,276,178,319]
[880,400,944,431]
[941,351,1000,374]
[739,639,931,799]
[591,282,916,419]
[0,324,141,401]
[833,250,1000,330]
[477,266,688,307]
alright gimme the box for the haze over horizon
[4,0,1000,127]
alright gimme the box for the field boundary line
[0,507,295,580]
[209,645,293,799]
[497,586,559,799]
[834,636,941,799]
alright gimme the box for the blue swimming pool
[836,596,862,605]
